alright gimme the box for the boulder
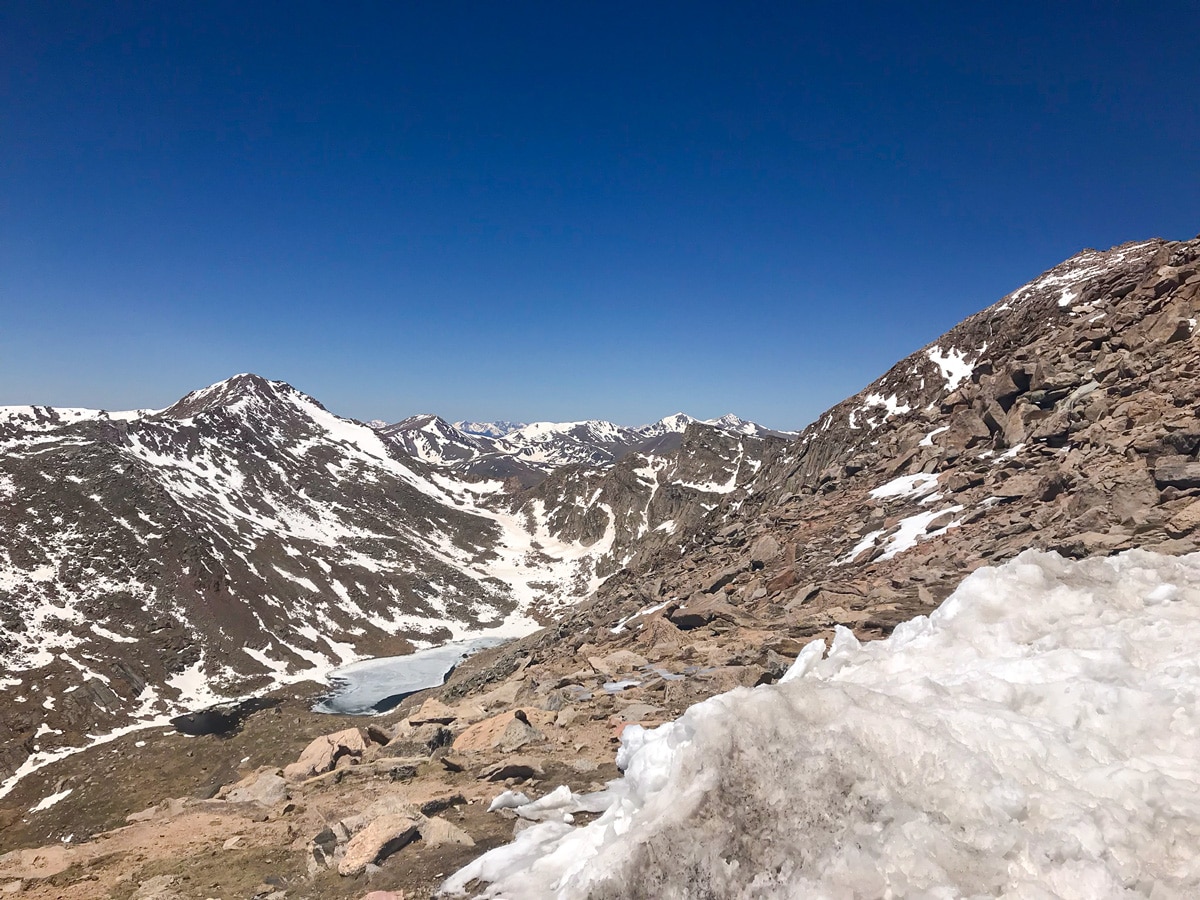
[748,535,782,568]
[1154,456,1200,489]
[702,567,741,594]
[765,567,797,593]
[452,710,545,753]
[337,814,418,876]
[587,649,647,676]
[408,698,459,726]
[224,768,288,806]
[284,728,372,781]
[1168,499,1200,536]
[479,756,544,782]
[384,723,453,758]
[419,816,475,849]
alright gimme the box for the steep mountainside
[508,237,1200,680]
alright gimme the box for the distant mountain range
[382,412,792,486]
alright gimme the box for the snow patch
[445,549,1200,898]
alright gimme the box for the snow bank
[443,549,1200,898]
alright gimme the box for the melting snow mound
[443,549,1200,899]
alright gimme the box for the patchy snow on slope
[859,392,912,425]
[868,472,939,500]
[877,505,964,560]
[445,549,1200,899]
[926,345,975,391]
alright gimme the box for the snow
[877,505,964,560]
[926,345,975,391]
[836,529,884,565]
[445,549,1200,899]
[860,392,912,424]
[610,600,671,635]
[918,425,949,447]
[868,472,939,500]
[29,787,72,813]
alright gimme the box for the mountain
[0,375,639,782]
[375,411,789,487]
[2,236,1199,898]
[0,377,786,790]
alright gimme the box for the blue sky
[2,2,1197,429]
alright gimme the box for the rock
[702,566,741,593]
[613,702,663,723]
[587,649,648,676]
[1168,499,1200,536]
[408,698,459,726]
[284,728,371,781]
[452,710,546,753]
[1052,531,1133,558]
[440,754,468,773]
[384,723,453,758]
[640,615,685,648]
[132,875,184,900]
[419,793,466,816]
[337,814,419,876]
[225,768,288,806]
[479,757,544,782]
[667,602,709,630]
[748,535,782,567]
[992,473,1043,499]
[419,816,475,849]
[1154,456,1200,489]
[361,892,408,900]
[765,567,797,593]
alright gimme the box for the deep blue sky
[2,2,1197,429]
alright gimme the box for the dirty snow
[446,549,1200,899]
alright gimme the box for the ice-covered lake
[315,637,507,715]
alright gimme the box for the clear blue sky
[2,2,1197,429]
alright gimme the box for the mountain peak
[454,420,526,438]
[159,374,325,421]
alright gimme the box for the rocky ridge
[2,236,1200,899]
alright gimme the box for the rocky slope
[2,235,1199,899]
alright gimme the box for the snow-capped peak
[637,413,698,437]
[454,420,527,438]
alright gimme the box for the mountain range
[0,382,783,783]
[1,235,1199,899]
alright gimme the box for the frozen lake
[314,636,507,715]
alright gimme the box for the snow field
[445,549,1200,899]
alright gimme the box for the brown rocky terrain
[2,235,1199,898]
